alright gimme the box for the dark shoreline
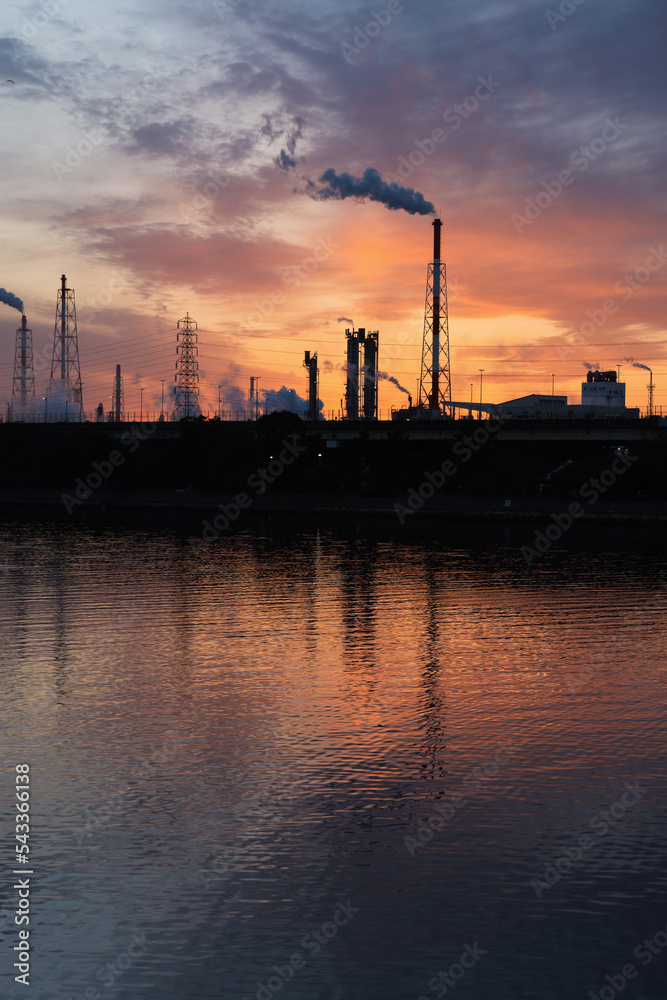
[2,488,667,525]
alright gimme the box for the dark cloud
[127,120,190,157]
[275,148,297,172]
[273,114,305,172]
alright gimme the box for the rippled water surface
[1,511,666,999]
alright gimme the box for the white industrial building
[495,371,639,419]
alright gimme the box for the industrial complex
[1,221,660,425]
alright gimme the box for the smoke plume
[263,385,320,416]
[583,362,600,371]
[376,371,410,394]
[624,357,652,372]
[309,167,435,216]
[337,316,354,325]
[0,287,23,312]
[326,361,410,395]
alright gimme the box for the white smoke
[263,385,322,415]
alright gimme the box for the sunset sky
[0,0,665,417]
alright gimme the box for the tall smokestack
[11,315,35,415]
[20,315,27,406]
[61,274,66,380]
[648,370,654,417]
[303,350,319,420]
[430,219,442,411]
[12,313,35,413]
[345,328,362,420]
[418,218,451,413]
[362,331,379,420]
[114,364,122,421]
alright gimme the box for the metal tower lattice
[418,219,451,412]
[12,314,35,410]
[647,372,654,417]
[172,314,201,419]
[111,363,125,421]
[362,331,379,420]
[50,274,84,419]
[345,328,362,420]
[303,351,319,420]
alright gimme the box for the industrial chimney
[418,219,451,414]
[362,331,379,420]
[303,351,319,420]
[345,327,365,420]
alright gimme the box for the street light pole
[140,387,144,424]
[479,369,485,411]
[160,379,165,420]
[217,384,221,419]
[551,373,555,398]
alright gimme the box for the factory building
[581,369,625,408]
[496,394,569,420]
[496,372,638,419]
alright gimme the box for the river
[1,509,666,999]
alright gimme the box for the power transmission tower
[172,314,201,419]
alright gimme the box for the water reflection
[0,512,666,1000]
